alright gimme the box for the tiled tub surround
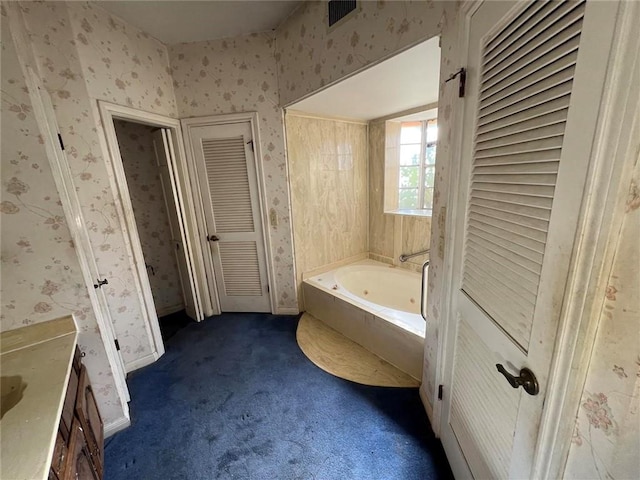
[0,316,77,480]
[285,114,369,308]
[303,260,425,380]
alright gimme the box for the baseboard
[155,303,185,317]
[275,307,300,315]
[419,384,437,435]
[125,352,158,373]
[104,415,131,438]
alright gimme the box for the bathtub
[303,259,426,380]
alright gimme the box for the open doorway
[113,120,194,342]
[99,102,210,372]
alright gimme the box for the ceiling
[96,1,301,44]
[288,36,441,121]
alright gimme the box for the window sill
[384,209,432,218]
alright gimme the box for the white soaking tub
[303,259,426,380]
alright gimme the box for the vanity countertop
[0,316,77,480]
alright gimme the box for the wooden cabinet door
[50,429,68,479]
[76,366,104,476]
[63,420,100,480]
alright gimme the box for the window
[398,119,437,212]
[382,108,438,217]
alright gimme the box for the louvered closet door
[440,1,618,478]
[190,122,270,312]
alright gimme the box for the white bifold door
[441,1,619,478]
[152,128,204,321]
[189,122,271,312]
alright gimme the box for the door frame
[98,101,210,371]
[181,113,277,315]
[434,1,639,478]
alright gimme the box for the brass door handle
[496,364,539,396]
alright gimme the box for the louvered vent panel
[202,136,254,233]
[462,0,585,351]
[218,242,262,296]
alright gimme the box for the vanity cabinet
[49,347,104,480]
[63,420,101,480]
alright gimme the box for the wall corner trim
[104,415,131,438]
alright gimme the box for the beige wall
[114,120,183,316]
[1,7,125,426]
[368,120,431,273]
[19,1,178,371]
[286,114,369,307]
[169,33,297,312]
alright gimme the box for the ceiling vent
[328,0,357,27]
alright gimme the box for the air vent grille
[328,0,357,27]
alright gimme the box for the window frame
[397,118,437,213]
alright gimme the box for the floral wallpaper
[1,6,124,427]
[169,33,297,312]
[420,1,461,412]
[285,114,369,308]
[276,0,446,107]
[19,0,178,370]
[114,120,183,315]
[564,165,640,479]
[71,3,177,116]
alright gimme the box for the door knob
[496,364,539,396]
[207,235,220,242]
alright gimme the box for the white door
[17,65,131,402]
[190,122,271,312]
[440,1,619,478]
[152,129,204,321]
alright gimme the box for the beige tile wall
[286,114,369,307]
[368,121,431,273]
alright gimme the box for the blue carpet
[105,313,453,479]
